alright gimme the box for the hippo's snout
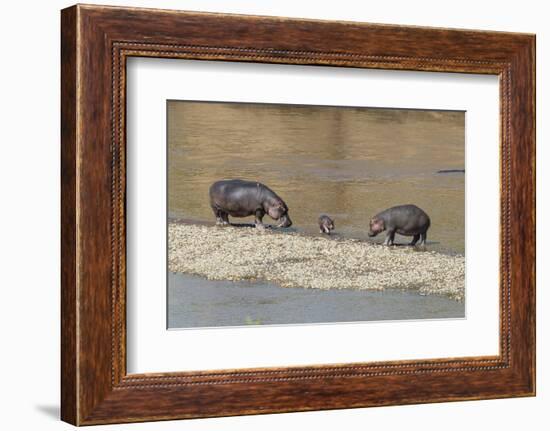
[368,231,376,237]
[278,215,292,228]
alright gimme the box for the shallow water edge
[168,273,465,329]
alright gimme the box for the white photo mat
[126,58,500,374]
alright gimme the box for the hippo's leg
[419,232,427,246]
[410,234,420,246]
[254,209,265,230]
[212,207,225,225]
[220,211,230,225]
[384,229,396,246]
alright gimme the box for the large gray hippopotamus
[368,204,431,246]
[209,179,292,229]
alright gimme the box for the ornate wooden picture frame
[61,4,535,425]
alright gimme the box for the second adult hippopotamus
[368,204,430,246]
[209,179,292,229]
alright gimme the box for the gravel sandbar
[168,223,465,302]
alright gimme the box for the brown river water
[167,101,465,328]
[168,100,465,255]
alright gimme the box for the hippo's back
[210,179,260,197]
[209,179,266,209]
[380,204,431,231]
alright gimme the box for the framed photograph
[61,4,535,425]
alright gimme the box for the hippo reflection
[209,179,292,229]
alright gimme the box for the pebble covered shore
[168,222,465,302]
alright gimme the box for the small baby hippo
[368,204,430,246]
[318,214,335,235]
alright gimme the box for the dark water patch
[437,169,465,174]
